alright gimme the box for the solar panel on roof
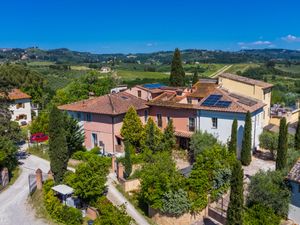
[215,101,232,107]
[143,83,165,89]
[202,95,222,106]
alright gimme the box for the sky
[0,0,300,53]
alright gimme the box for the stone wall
[119,178,141,192]
[148,206,206,225]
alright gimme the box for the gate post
[36,168,43,190]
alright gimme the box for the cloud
[238,40,273,48]
[281,34,300,42]
[146,43,153,47]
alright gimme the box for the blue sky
[0,0,300,53]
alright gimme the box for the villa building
[8,89,32,125]
[59,73,272,157]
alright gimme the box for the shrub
[244,204,280,225]
[190,131,218,160]
[259,131,278,158]
[161,189,190,216]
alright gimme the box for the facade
[8,89,32,125]
[287,159,300,224]
[59,92,149,153]
[218,73,273,126]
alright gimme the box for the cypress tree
[121,106,144,148]
[48,106,69,183]
[276,117,288,170]
[162,119,176,151]
[192,69,199,85]
[295,114,300,150]
[241,111,252,166]
[228,119,238,156]
[142,117,163,153]
[169,48,185,87]
[226,160,244,225]
[124,141,132,178]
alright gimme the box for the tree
[276,118,288,170]
[192,69,199,85]
[226,160,244,225]
[0,136,18,171]
[48,105,69,183]
[295,114,300,150]
[120,106,144,148]
[247,170,290,217]
[124,141,132,178]
[30,110,49,134]
[169,48,185,86]
[162,119,176,151]
[64,113,85,156]
[161,189,190,216]
[190,131,218,161]
[228,119,238,156]
[64,157,110,205]
[141,117,163,153]
[244,204,280,225]
[241,111,252,166]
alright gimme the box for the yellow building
[218,73,273,126]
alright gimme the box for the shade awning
[52,184,74,195]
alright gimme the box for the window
[189,118,195,132]
[167,116,171,124]
[92,133,98,147]
[16,114,27,121]
[77,112,81,120]
[144,110,148,122]
[157,114,162,127]
[16,103,25,109]
[137,90,142,98]
[86,113,92,122]
[187,98,192,104]
[298,184,300,193]
[212,118,218,129]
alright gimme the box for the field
[275,64,300,74]
[117,70,169,81]
[225,63,260,74]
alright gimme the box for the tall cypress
[226,160,244,225]
[241,111,252,166]
[124,141,132,178]
[48,106,69,183]
[169,48,185,87]
[295,114,300,150]
[228,119,238,156]
[276,117,288,170]
[162,119,176,151]
[192,68,199,85]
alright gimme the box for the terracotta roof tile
[219,73,273,89]
[58,92,149,115]
[8,89,31,100]
[287,158,300,184]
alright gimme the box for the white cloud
[281,34,300,42]
[252,41,272,45]
[146,43,153,47]
[238,40,273,48]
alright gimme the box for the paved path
[210,65,232,78]
[106,173,150,225]
[0,154,50,225]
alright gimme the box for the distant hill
[1,47,300,64]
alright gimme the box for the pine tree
[192,68,199,85]
[121,106,144,148]
[142,117,163,153]
[162,119,176,151]
[295,114,300,150]
[276,117,288,170]
[169,48,185,87]
[228,119,238,156]
[241,111,252,166]
[124,141,132,178]
[48,106,69,183]
[226,160,244,225]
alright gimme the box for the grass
[276,64,300,74]
[225,63,260,74]
[27,61,55,66]
[117,70,168,81]
[28,144,50,161]
[70,65,91,71]
[115,183,157,225]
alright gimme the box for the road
[210,65,232,78]
[0,154,50,225]
[106,173,150,225]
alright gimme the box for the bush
[244,204,280,225]
[71,150,99,161]
[259,131,278,158]
[161,189,190,216]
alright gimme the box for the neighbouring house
[8,89,32,125]
[287,159,300,224]
[59,92,149,153]
[100,66,111,73]
[218,73,273,126]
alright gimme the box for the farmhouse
[59,73,272,157]
[7,88,32,125]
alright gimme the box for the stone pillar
[47,170,54,180]
[1,167,9,187]
[111,156,116,173]
[36,168,43,190]
[117,163,124,179]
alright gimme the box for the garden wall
[148,207,206,225]
[119,178,140,192]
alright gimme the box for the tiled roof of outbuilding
[287,159,300,184]
[8,89,31,100]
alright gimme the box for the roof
[188,81,218,98]
[8,89,31,100]
[52,184,74,195]
[219,73,273,89]
[58,92,149,116]
[287,159,300,184]
[174,130,194,138]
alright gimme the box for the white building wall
[9,98,32,125]
[198,109,263,158]
[289,181,300,224]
